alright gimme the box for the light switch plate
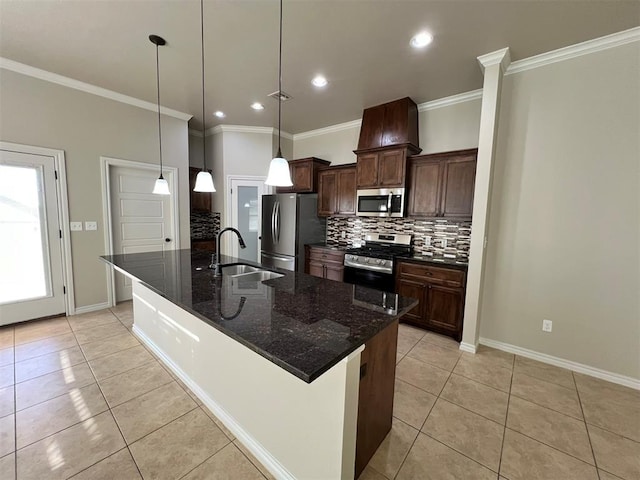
[70,222,83,231]
[85,221,97,231]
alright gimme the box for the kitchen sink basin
[221,264,260,275]
[222,264,284,281]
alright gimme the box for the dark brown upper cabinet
[407,149,477,219]
[355,146,420,189]
[189,167,212,212]
[357,97,420,151]
[317,165,357,217]
[276,157,331,193]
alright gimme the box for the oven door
[356,188,405,217]
[343,265,395,292]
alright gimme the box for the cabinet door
[336,167,357,215]
[378,149,405,187]
[317,170,337,216]
[291,163,313,192]
[407,159,442,217]
[356,153,379,188]
[396,277,427,325]
[308,261,325,279]
[325,264,344,282]
[440,156,476,218]
[425,285,463,338]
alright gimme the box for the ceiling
[1,1,638,133]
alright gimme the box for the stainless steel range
[343,233,412,291]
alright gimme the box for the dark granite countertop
[400,255,469,271]
[101,249,417,383]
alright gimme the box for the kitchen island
[101,249,417,480]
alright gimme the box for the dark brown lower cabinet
[305,245,345,282]
[395,261,466,341]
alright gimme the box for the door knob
[165,238,171,242]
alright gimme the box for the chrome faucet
[210,227,247,276]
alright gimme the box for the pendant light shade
[149,34,170,196]
[265,0,293,187]
[193,0,216,193]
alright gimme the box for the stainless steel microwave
[356,188,405,217]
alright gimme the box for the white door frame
[100,156,180,307]
[0,141,75,315]
[226,175,272,257]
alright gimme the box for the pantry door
[0,149,66,325]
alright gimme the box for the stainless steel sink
[222,264,284,281]
[221,264,260,276]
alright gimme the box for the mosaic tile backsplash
[190,211,220,239]
[326,217,472,261]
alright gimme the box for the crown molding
[507,26,640,75]
[418,89,483,112]
[477,47,511,74]
[293,119,362,141]
[188,129,204,138]
[0,57,192,121]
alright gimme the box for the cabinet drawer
[308,248,345,265]
[398,262,465,287]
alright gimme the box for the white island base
[132,281,364,480]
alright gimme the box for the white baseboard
[132,326,295,480]
[479,337,640,391]
[459,342,477,353]
[73,302,112,315]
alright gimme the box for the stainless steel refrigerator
[261,194,326,272]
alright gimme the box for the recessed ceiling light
[311,75,328,88]
[410,31,433,48]
[214,111,225,118]
[251,102,265,110]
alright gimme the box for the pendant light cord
[276,0,283,158]
[200,0,207,172]
[155,42,164,179]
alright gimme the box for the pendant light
[150,34,170,195]
[265,0,293,187]
[193,0,216,193]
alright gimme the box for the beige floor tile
[202,407,236,442]
[74,322,129,345]
[15,362,95,410]
[574,373,640,399]
[500,429,598,480]
[0,328,14,350]
[88,345,153,381]
[15,346,85,383]
[453,355,512,392]
[422,398,503,472]
[80,332,140,361]
[598,470,626,480]
[472,346,515,370]
[506,396,593,464]
[68,310,120,332]
[396,355,450,396]
[514,356,575,389]
[0,347,13,367]
[0,414,15,457]
[234,440,276,480]
[182,442,264,480]
[396,332,421,356]
[14,332,78,362]
[0,364,13,389]
[367,417,419,479]
[358,465,388,480]
[112,381,197,444]
[110,301,133,316]
[0,452,15,480]
[16,411,125,480]
[98,360,172,407]
[393,379,436,429]
[422,332,461,351]
[588,424,640,480]
[396,432,496,480]
[440,373,509,425]
[70,447,141,480]
[398,324,427,341]
[0,385,14,418]
[16,383,108,448]
[396,352,405,364]
[511,372,582,419]
[14,318,71,345]
[407,339,462,371]
[576,377,640,442]
[130,408,229,480]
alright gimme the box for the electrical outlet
[70,222,83,231]
[85,221,97,231]
[542,319,553,332]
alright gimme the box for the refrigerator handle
[275,201,281,243]
[271,200,277,244]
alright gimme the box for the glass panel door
[237,185,259,262]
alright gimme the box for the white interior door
[109,164,176,302]
[229,178,270,262]
[0,150,65,325]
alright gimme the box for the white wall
[480,42,640,379]
[0,69,190,308]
